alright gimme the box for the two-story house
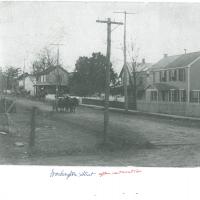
[34,65,69,97]
[119,58,152,100]
[146,51,200,103]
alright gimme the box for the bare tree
[127,39,140,110]
[32,47,57,78]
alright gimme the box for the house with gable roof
[146,51,200,103]
[119,58,152,100]
[34,65,70,97]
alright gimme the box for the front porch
[34,82,69,98]
[146,83,187,103]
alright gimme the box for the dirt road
[1,97,200,166]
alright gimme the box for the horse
[52,96,79,113]
[69,97,79,113]
[52,97,65,112]
[63,96,70,112]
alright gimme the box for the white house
[18,73,36,96]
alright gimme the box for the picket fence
[82,98,200,118]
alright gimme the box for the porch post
[187,66,191,103]
[157,89,159,102]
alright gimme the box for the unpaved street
[1,98,200,166]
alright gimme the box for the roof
[148,83,178,91]
[132,62,152,72]
[119,61,152,78]
[35,65,69,76]
[165,51,200,69]
[151,51,200,71]
[151,55,181,71]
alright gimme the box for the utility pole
[50,43,64,98]
[96,18,123,143]
[114,11,136,112]
[23,58,26,89]
[50,43,64,65]
[184,49,187,54]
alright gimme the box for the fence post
[29,106,37,153]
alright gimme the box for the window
[43,75,46,82]
[169,69,177,81]
[180,90,186,102]
[178,68,186,81]
[169,89,184,102]
[164,71,167,81]
[160,70,167,82]
[151,90,158,101]
[170,89,175,102]
[174,90,179,102]
[172,70,177,81]
[190,91,200,103]
[169,70,173,81]
[153,72,156,83]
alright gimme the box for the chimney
[164,53,168,58]
[142,58,145,64]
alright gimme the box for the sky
[1,2,200,74]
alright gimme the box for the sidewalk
[81,103,200,121]
[5,95,200,122]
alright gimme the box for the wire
[111,24,122,32]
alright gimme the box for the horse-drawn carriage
[52,95,79,113]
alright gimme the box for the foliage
[70,52,118,96]
[3,66,21,90]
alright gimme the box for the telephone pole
[50,43,64,98]
[114,11,136,112]
[96,18,123,143]
[184,49,187,54]
[50,43,64,65]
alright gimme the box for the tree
[70,52,118,96]
[32,47,57,79]
[31,47,66,98]
[127,40,140,110]
[3,66,21,92]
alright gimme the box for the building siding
[190,59,200,90]
[46,67,69,85]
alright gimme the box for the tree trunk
[133,70,137,110]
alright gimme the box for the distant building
[18,73,36,96]
[119,58,152,100]
[34,65,70,97]
[146,51,200,103]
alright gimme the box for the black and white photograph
[3,1,200,200]
[1,1,200,169]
